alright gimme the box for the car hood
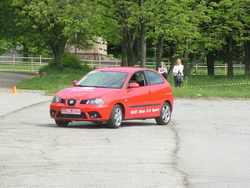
[56,87,118,100]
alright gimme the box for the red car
[50,67,173,128]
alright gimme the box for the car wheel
[107,104,123,128]
[55,120,69,127]
[155,102,171,125]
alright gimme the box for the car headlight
[86,98,104,104]
[52,96,62,103]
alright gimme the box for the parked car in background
[50,67,173,128]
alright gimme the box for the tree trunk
[122,28,139,67]
[226,35,233,78]
[183,48,189,76]
[140,21,146,68]
[244,40,250,76]
[51,45,63,70]
[168,46,178,75]
[22,43,29,61]
[50,38,67,70]
[156,34,164,68]
[121,40,128,66]
[139,0,146,68]
[207,51,215,76]
[133,37,140,65]
[122,32,135,66]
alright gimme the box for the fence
[0,55,246,75]
[82,59,121,68]
[193,63,245,75]
[0,55,52,65]
[0,55,52,72]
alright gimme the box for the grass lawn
[17,67,250,98]
[192,67,245,76]
[170,75,250,98]
[17,67,91,95]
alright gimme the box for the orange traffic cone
[12,86,17,94]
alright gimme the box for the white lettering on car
[139,110,145,113]
[72,87,94,92]
[130,110,138,114]
[130,107,160,114]
[152,108,159,112]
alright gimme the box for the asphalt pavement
[0,72,250,187]
[0,72,33,89]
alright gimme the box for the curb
[0,89,46,93]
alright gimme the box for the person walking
[158,61,168,80]
[173,59,184,87]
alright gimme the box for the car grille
[57,111,87,119]
[67,99,77,106]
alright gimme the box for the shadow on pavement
[37,121,158,129]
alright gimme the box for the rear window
[145,70,164,85]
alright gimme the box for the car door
[124,71,156,119]
[143,70,167,117]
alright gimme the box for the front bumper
[50,103,112,122]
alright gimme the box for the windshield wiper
[93,86,109,88]
[74,85,87,87]
[75,85,110,88]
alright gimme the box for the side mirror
[73,80,78,85]
[128,82,140,88]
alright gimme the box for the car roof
[93,67,154,73]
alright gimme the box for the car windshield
[75,71,128,89]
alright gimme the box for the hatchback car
[50,67,173,128]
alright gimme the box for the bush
[61,53,82,69]
[47,53,82,69]
[39,53,91,73]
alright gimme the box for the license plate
[61,108,81,115]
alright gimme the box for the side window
[129,71,145,86]
[146,70,164,85]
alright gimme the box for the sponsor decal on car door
[125,85,160,119]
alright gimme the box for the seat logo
[67,99,77,106]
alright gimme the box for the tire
[55,120,69,127]
[155,102,171,125]
[107,105,123,128]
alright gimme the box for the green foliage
[0,45,7,55]
[39,53,91,73]
[11,0,101,69]
[61,53,82,69]
[98,0,159,66]
[49,53,83,69]
[1,0,249,74]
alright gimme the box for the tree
[98,0,148,67]
[12,0,100,69]
[206,0,250,77]
[146,0,250,77]
[0,0,18,54]
[145,0,213,76]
